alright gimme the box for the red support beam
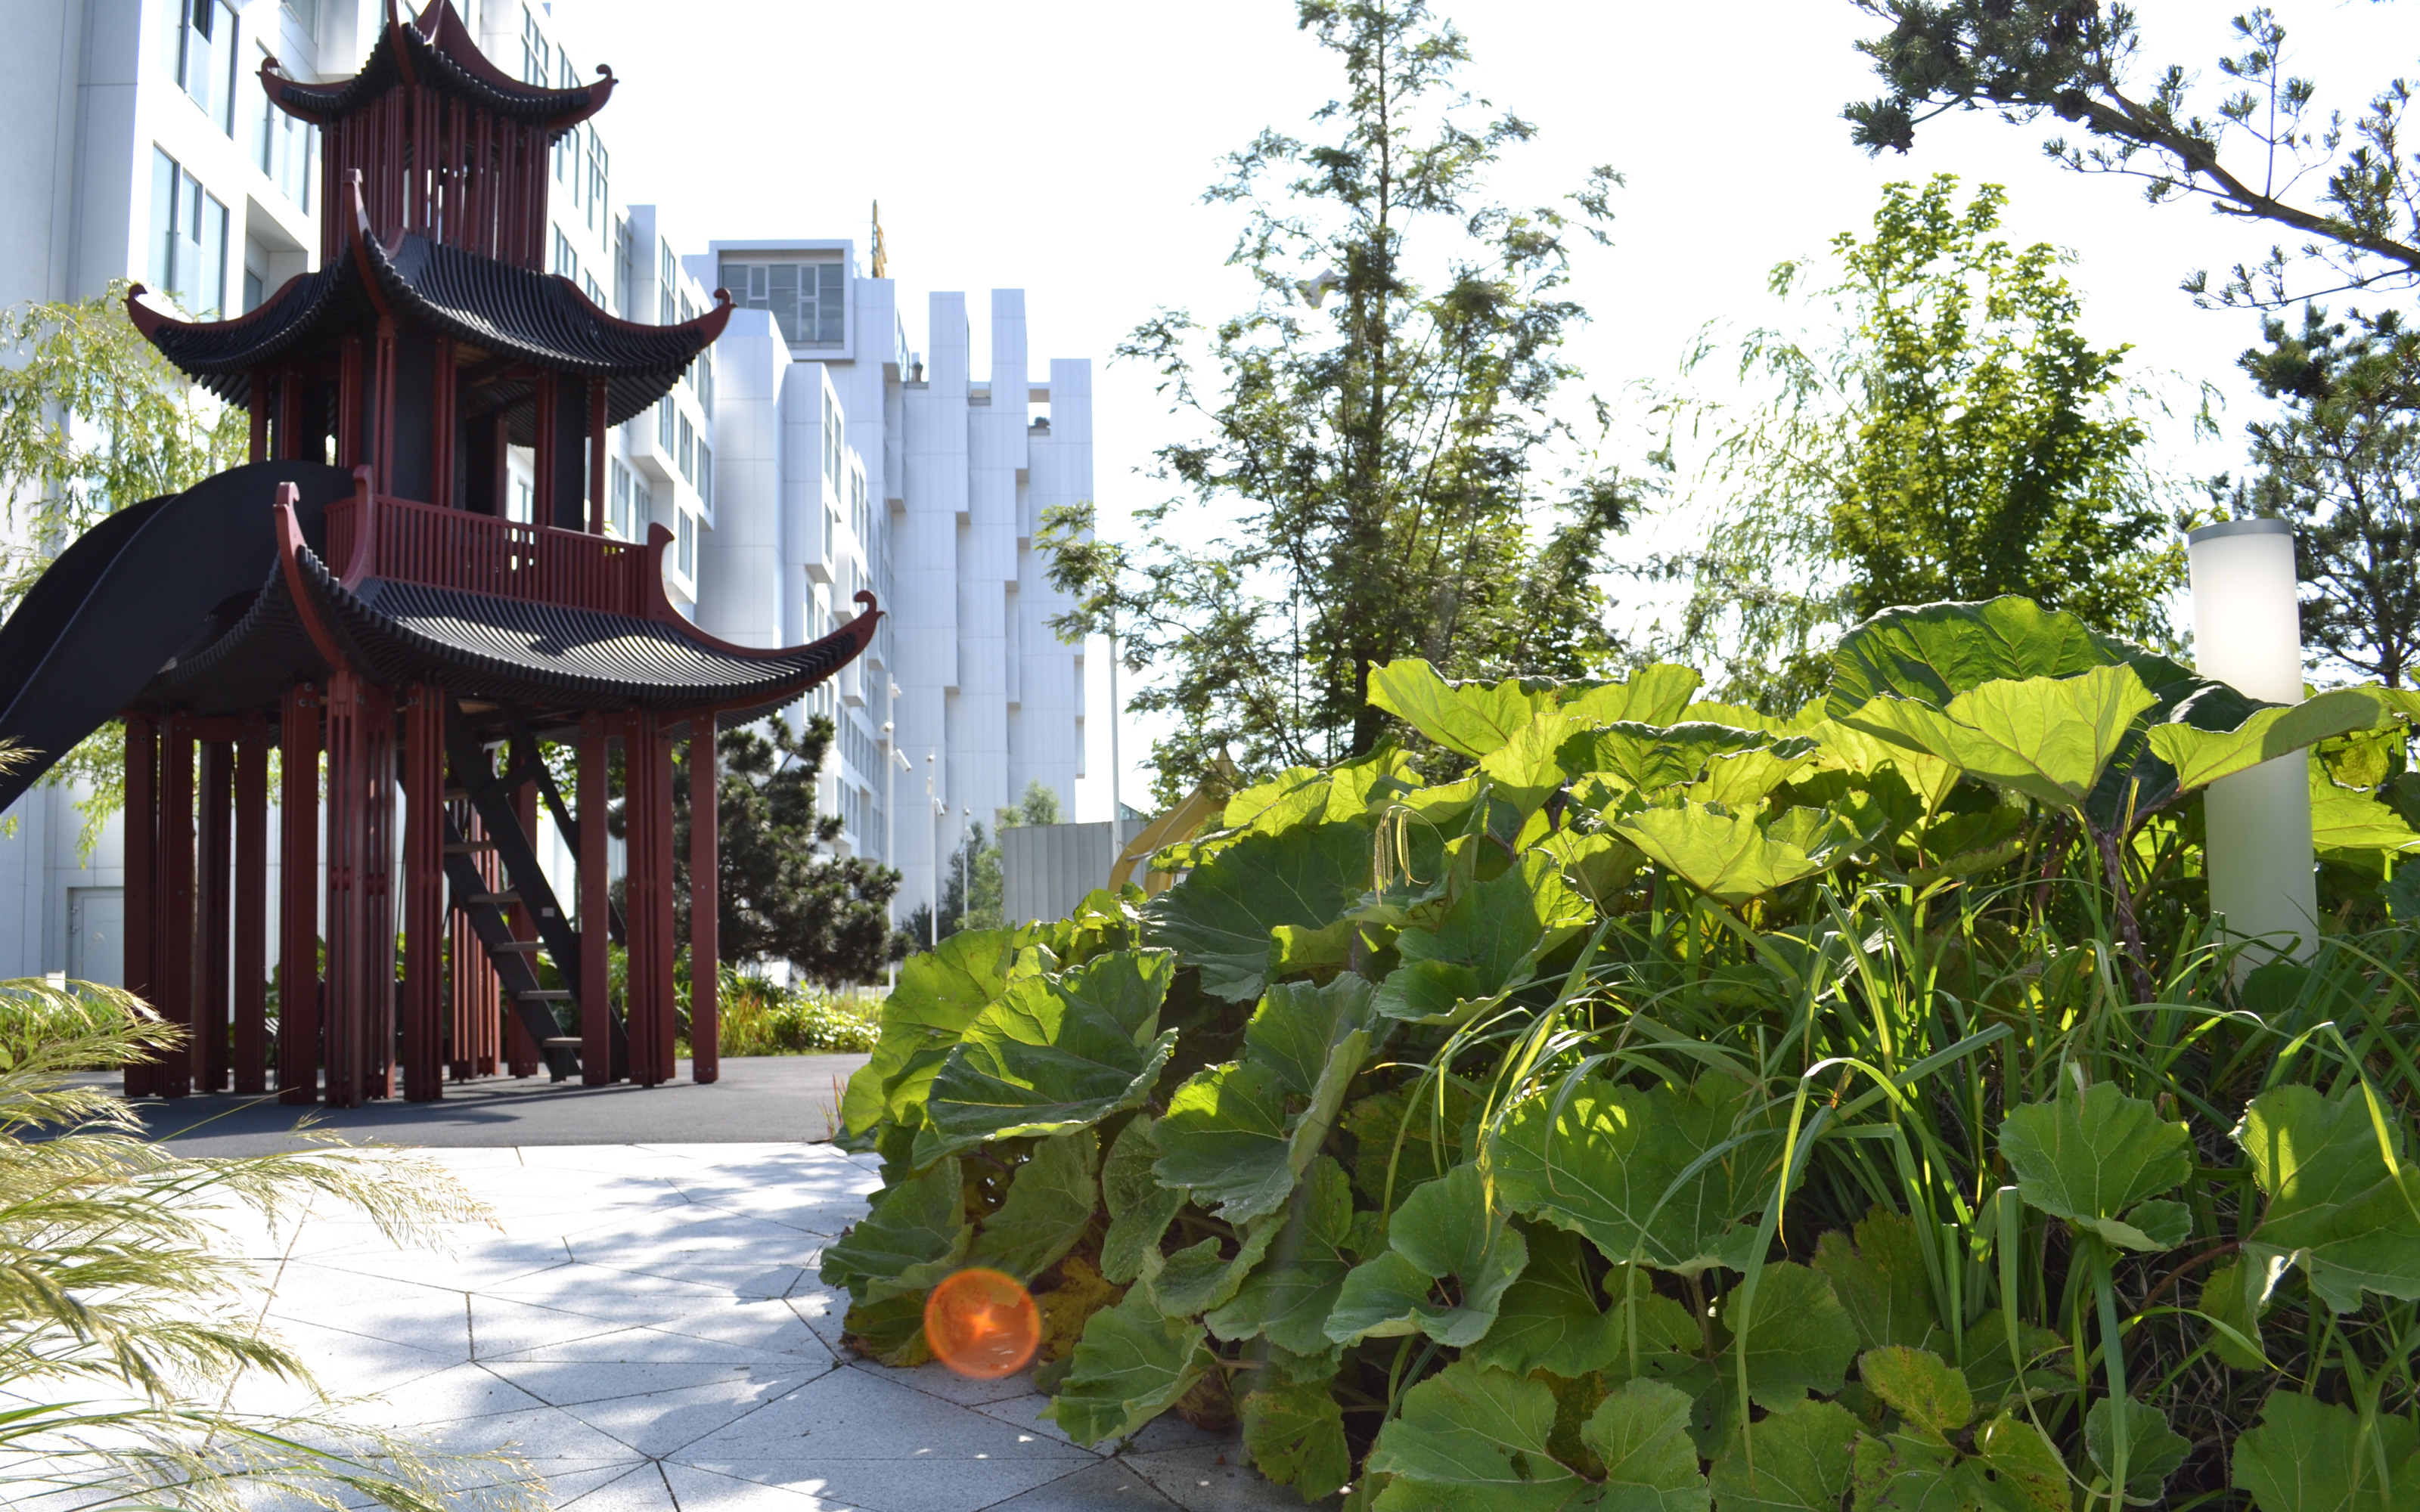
[688,714,718,1084]
[401,683,445,1101]
[278,686,321,1104]
[624,709,675,1088]
[365,686,398,1100]
[157,715,196,1098]
[322,672,365,1108]
[198,740,233,1092]
[123,716,157,1100]
[578,713,613,1085]
[233,718,268,1095]
[248,380,268,463]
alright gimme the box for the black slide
[0,461,356,810]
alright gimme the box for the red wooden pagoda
[0,0,876,1106]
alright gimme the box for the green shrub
[0,980,543,1510]
[824,596,2420,1510]
[698,968,880,1055]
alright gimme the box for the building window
[160,0,242,135]
[675,510,695,580]
[283,0,320,37]
[658,396,674,453]
[634,477,652,538]
[553,228,577,280]
[582,271,607,308]
[586,129,607,233]
[149,149,227,319]
[511,477,533,525]
[718,258,844,345]
[697,442,712,513]
[659,242,676,325]
[520,7,545,85]
[677,415,694,485]
[824,392,841,490]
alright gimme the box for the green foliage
[1658,177,2186,710]
[0,981,544,1509]
[699,969,880,1055]
[1038,0,1634,801]
[662,717,905,987]
[821,596,2420,1507]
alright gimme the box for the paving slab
[217,1140,1315,1509]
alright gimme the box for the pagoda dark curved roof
[265,0,612,135]
[145,542,876,722]
[129,222,728,423]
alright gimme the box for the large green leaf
[1239,1371,1353,1502]
[1147,1219,1281,1315]
[1327,1163,1530,1348]
[1370,659,1560,760]
[1379,851,1592,1021]
[920,950,1180,1159]
[1613,802,1869,906]
[2310,759,2420,867]
[816,1157,969,1303]
[1810,1208,1949,1355]
[1366,1362,1596,1512]
[2147,688,2392,793]
[2232,1390,2420,1512]
[2235,1084,2420,1312]
[1720,1262,1859,1407]
[1041,1289,1215,1446]
[1826,595,2130,715]
[2000,1084,2193,1251]
[1581,1379,1709,1512]
[1705,1398,1861,1512]
[1346,1080,1478,1210]
[966,1130,1098,1283]
[840,928,1026,1136]
[1207,1156,1357,1356]
[1840,665,2158,811]
[1561,721,1775,795]
[1154,1061,1293,1222]
[2085,1396,2192,1504]
[1156,975,1379,1222]
[1562,665,1705,728]
[1463,1222,1621,1377]
[1494,1076,1768,1276]
[1100,1116,1186,1285]
[1859,1346,1972,1439]
[1143,820,1376,1000]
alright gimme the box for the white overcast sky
[559,0,2398,817]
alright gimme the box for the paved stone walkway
[236,1142,1303,1510]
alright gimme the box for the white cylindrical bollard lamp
[2187,518,2316,965]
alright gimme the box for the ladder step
[517,989,574,1000]
[464,890,520,905]
[491,940,547,953]
[541,1036,582,1049]
[445,841,497,854]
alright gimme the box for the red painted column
[157,714,196,1098]
[401,683,445,1101]
[198,740,233,1092]
[633,710,677,1088]
[232,720,269,1094]
[588,378,609,534]
[321,671,364,1108]
[278,686,321,1104]
[364,686,398,1100]
[123,716,158,1100]
[689,714,718,1084]
[577,713,612,1084]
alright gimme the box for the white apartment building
[0,0,1096,978]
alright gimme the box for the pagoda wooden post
[322,672,368,1107]
[588,379,608,534]
[365,687,398,1099]
[197,739,233,1092]
[617,710,669,1087]
[644,711,678,1086]
[577,712,612,1084]
[157,714,196,1098]
[247,380,268,463]
[401,683,445,1101]
[278,685,321,1103]
[689,714,718,1084]
[123,715,158,1099]
[232,717,268,1095]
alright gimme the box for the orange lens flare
[925,1268,1041,1380]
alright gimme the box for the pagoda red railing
[325,489,661,619]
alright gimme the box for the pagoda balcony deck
[324,488,662,621]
